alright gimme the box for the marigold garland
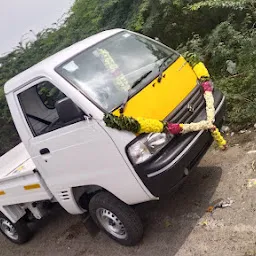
[103,114,165,134]
[136,117,165,134]
[103,51,227,150]
[193,62,210,80]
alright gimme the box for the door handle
[40,148,50,155]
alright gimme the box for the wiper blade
[130,70,152,90]
[119,70,152,114]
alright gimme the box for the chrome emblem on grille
[187,104,195,113]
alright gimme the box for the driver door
[16,79,136,205]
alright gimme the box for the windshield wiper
[158,53,176,82]
[119,70,152,114]
[130,70,153,90]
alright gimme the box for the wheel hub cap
[0,218,18,240]
[96,208,127,239]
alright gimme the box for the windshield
[57,31,179,112]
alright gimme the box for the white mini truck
[0,29,226,246]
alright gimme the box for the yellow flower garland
[193,62,210,79]
[211,128,227,149]
[136,117,164,134]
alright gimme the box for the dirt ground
[0,131,256,256]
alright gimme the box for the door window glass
[37,81,65,109]
[18,81,83,136]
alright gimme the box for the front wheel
[89,191,143,246]
[0,213,32,244]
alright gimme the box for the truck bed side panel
[0,172,52,206]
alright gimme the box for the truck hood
[113,56,198,120]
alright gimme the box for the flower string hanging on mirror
[97,49,130,91]
[102,51,227,150]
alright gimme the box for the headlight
[127,133,172,165]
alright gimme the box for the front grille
[165,83,205,124]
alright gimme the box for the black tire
[89,191,143,246]
[0,213,32,244]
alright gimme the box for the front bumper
[134,90,226,197]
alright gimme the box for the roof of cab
[4,28,124,94]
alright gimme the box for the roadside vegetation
[0,0,255,155]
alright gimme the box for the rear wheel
[89,191,143,246]
[0,213,32,244]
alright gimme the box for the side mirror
[55,97,84,123]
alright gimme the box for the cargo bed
[0,143,52,206]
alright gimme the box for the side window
[37,81,66,109]
[18,81,84,137]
